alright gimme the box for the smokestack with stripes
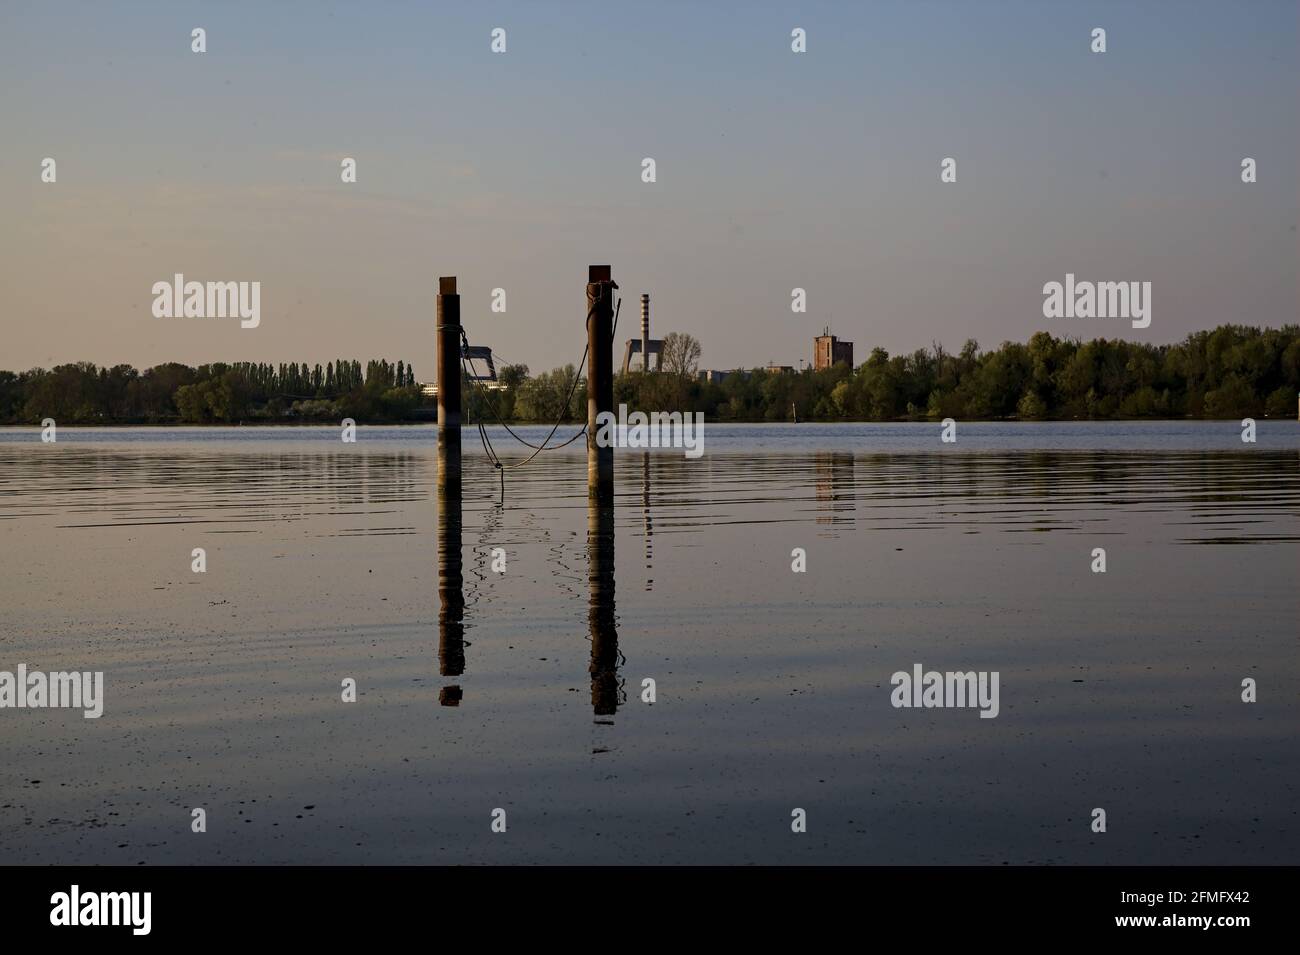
[641,293,651,371]
[621,291,661,374]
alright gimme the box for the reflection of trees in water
[849,450,1297,537]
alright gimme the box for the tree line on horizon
[0,358,419,424]
[1,324,1297,425]
[685,323,1300,423]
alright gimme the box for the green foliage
[0,357,419,424]
[3,326,1297,425]
[610,325,1299,421]
[660,332,701,379]
[513,364,582,422]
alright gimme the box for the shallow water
[1,422,1297,864]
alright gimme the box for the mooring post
[587,265,615,502]
[584,265,617,712]
[434,276,464,704]
[436,276,462,433]
[436,276,462,489]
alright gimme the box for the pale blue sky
[1,0,1295,376]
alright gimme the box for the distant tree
[1017,391,1048,419]
[661,332,701,380]
[515,365,582,421]
[174,383,211,422]
[495,364,529,420]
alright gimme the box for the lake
[1,422,1297,864]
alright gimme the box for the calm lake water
[1,422,1297,864]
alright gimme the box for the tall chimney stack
[641,293,651,371]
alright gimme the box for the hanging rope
[460,293,621,474]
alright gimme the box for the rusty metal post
[585,267,618,714]
[435,277,464,703]
[586,265,615,502]
[436,276,461,486]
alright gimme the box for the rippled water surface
[1,423,1297,864]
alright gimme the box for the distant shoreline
[5,324,1297,427]
[2,416,1294,429]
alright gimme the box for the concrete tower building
[813,327,854,371]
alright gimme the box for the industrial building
[621,293,663,373]
[813,328,854,371]
[697,369,732,385]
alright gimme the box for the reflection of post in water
[642,452,653,592]
[437,276,465,705]
[814,451,856,533]
[588,492,619,716]
[436,442,464,705]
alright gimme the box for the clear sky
[1,0,1295,378]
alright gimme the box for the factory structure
[622,294,855,382]
[813,328,854,371]
[696,328,854,383]
[419,343,504,396]
[620,293,664,373]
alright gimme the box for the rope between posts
[461,291,620,475]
